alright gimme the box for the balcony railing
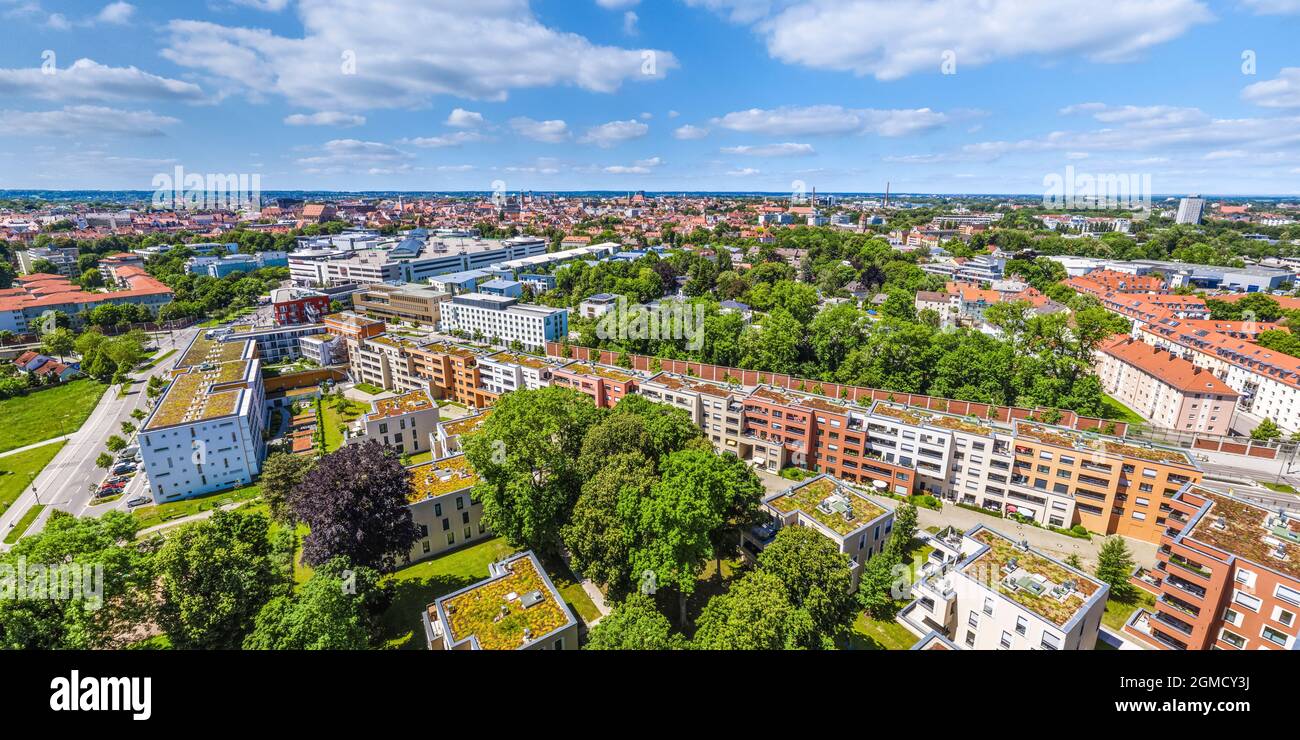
[1167,554,1212,579]
[1152,609,1195,636]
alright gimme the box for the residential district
[1,192,1299,653]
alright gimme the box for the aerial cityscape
[1,2,1298,699]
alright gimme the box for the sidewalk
[0,435,73,459]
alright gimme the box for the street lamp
[31,484,40,505]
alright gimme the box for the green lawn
[3,503,45,544]
[1262,482,1299,495]
[377,537,601,649]
[353,383,385,396]
[406,451,433,466]
[1102,591,1156,632]
[0,380,108,452]
[0,440,67,516]
[138,348,177,371]
[320,396,369,452]
[847,609,918,650]
[379,537,518,649]
[131,483,262,530]
[1101,394,1146,425]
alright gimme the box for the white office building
[441,294,568,350]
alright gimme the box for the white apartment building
[637,373,748,454]
[289,236,547,287]
[433,410,490,459]
[406,454,490,562]
[476,351,563,395]
[139,341,266,502]
[741,475,896,591]
[422,550,578,651]
[298,333,341,366]
[440,294,568,351]
[867,402,1077,529]
[346,390,440,456]
[898,525,1108,650]
[350,334,427,395]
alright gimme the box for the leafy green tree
[1252,418,1283,442]
[0,511,154,649]
[756,526,856,648]
[95,452,113,469]
[243,558,383,650]
[562,452,657,600]
[891,502,919,553]
[1096,537,1137,603]
[858,548,903,619]
[105,435,127,453]
[464,386,604,552]
[632,448,744,626]
[585,593,685,650]
[156,510,280,649]
[693,571,806,650]
[120,421,136,437]
[40,326,75,361]
[260,452,313,526]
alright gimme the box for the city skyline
[0,0,1299,195]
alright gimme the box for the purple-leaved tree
[289,440,419,572]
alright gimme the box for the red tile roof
[1099,336,1238,396]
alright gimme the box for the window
[1015,616,1027,636]
[1272,606,1296,628]
[968,611,979,628]
[1040,633,1060,650]
[1000,631,1012,649]
[1223,608,1243,627]
[1235,569,1257,588]
[964,631,975,648]
[983,597,994,616]
[1233,590,1262,612]
[1219,629,1246,649]
[1261,625,1290,647]
[1276,584,1300,607]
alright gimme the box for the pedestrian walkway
[0,434,72,459]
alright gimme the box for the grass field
[1101,394,1146,425]
[1102,591,1156,632]
[4,504,45,544]
[0,440,67,517]
[0,380,108,453]
[353,383,385,396]
[131,483,262,530]
[378,536,600,649]
[320,396,369,452]
[847,609,918,650]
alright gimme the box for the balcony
[1152,608,1195,635]
[1166,554,1212,579]
[1164,574,1206,600]
[1159,594,1201,619]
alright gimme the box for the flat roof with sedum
[430,551,576,650]
[765,475,888,537]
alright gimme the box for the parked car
[126,496,150,508]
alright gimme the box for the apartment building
[223,324,327,364]
[422,550,578,651]
[433,410,491,458]
[350,334,429,395]
[898,525,1108,650]
[1095,336,1239,435]
[741,475,896,590]
[867,402,1076,527]
[1125,486,1300,651]
[353,283,451,327]
[550,361,638,408]
[440,293,568,351]
[289,236,547,287]
[406,454,490,562]
[476,351,563,395]
[187,251,288,278]
[1138,316,1300,432]
[0,271,173,333]
[271,287,331,326]
[298,333,341,366]
[139,340,266,502]
[16,246,79,277]
[1010,422,1201,542]
[408,342,497,408]
[346,390,439,456]
[638,373,748,455]
[323,311,386,362]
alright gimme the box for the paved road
[0,324,202,548]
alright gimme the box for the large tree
[463,386,603,552]
[631,448,748,626]
[756,526,856,648]
[155,510,280,650]
[0,511,154,649]
[260,452,313,526]
[1096,537,1137,603]
[561,452,657,600]
[692,571,806,650]
[243,558,383,650]
[584,593,685,650]
[289,440,418,572]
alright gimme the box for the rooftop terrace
[408,455,479,504]
[437,553,571,650]
[145,360,251,430]
[178,333,248,369]
[766,477,887,537]
[1015,423,1193,466]
[369,390,436,421]
[443,409,490,438]
[561,362,634,383]
[964,528,1100,626]
[873,402,999,436]
[1185,488,1300,580]
[486,351,553,370]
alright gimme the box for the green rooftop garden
[768,477,886,536]
[440,555,571,650]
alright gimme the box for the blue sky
[1,0,1299,194]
